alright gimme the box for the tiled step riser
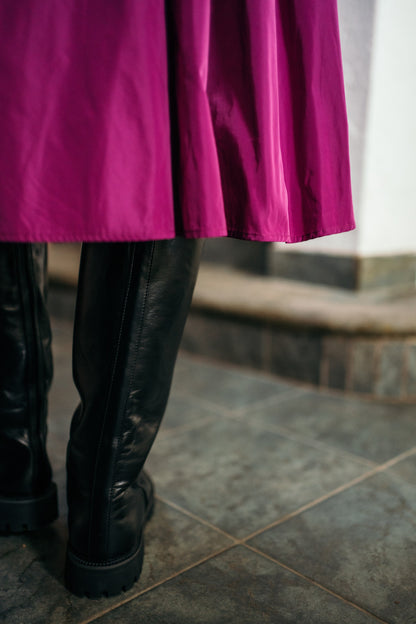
[182,311,416,402]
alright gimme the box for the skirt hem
[0,222,356,244]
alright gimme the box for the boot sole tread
[0,482,58,533]
[65,540,144,598]
[65,480,155,598]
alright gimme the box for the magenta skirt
[0,0,354,243]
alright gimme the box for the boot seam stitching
[105,241,156,553]
[68,539,142,567]
[86,244,137,557]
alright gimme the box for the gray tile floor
[1,316,416,623]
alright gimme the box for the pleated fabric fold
[0,0,354,243]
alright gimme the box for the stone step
[183,266,416,403]
[48,244,416,403]
[192,265,416,336]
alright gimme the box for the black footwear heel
[0,482,58,533]
[65,540,145,599]
[65,474,155,598]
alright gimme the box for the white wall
[278,0,416,257]
[358,0,416,255]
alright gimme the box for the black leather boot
[65,239,203,598]
[0,244,58,532]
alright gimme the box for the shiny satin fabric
[0,1,354,243]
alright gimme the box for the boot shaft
[0,243,53,497]
[67,239,203,562]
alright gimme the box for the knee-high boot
[65,238,203,598]
[0,244,58,532]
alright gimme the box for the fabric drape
[0,0,354,243]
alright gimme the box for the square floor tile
[147,418,369,538]
[250,463,416,623]
[172,356,296,411]
[93,546,379,624]
[244,391,416,463]
[159,395,219,435]
[0,501,231,624]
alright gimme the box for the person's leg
[0,243,58,532]
[65,238,203,598]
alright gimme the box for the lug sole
[65,481,155,598]
[0,482,58,533]
[65,540,145,599]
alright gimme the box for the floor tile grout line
[253,421,378,469]
[78,539,390,624]
[374,444,416,471]
[242,444,416,542]
[158,414,221,440]
[170,388,407,473]
[172,385,304,418]
[227,387,308,415]
[224,411,378,470]
[244,544,390,624]
[153,446,416,549]
[171,390,232,415]
[154,494,238,543]
[176,350,416,407]
[164,390,376,473]
[176,350,305,388]
[78,544,236,624]
[156,392,309,444]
